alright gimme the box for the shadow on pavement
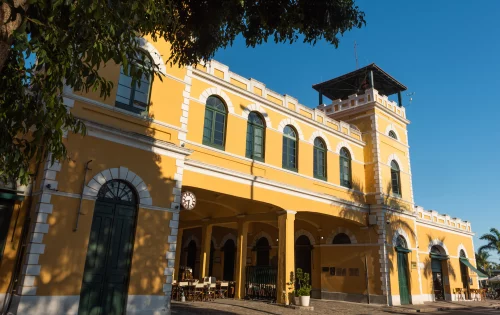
[171,300,281,315]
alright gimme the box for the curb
[387,305,500,313]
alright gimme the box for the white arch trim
[219,233,237,249]
[198,87,235,114]
[211,236,218,249]
[325,227,357,244]
[294,229,316,245]
[457,244,468,258]
[392,228,412,249]
[309,131,332,151]
[277,118,305,141]
[335,141,356,160]
[387,153,404,172]
[137,37,167,76]
[83,166,152,206]
[241,103,272,128]
[251,231,274,247]
[183,235,200,249]
[428,239,449,255]
[385,124,401,140]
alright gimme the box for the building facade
[0,37,482,314]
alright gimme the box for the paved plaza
[171,299,500,315]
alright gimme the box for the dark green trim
[460,258,488,278]
[395,246,411,253]
[202,139,226,151]
[0,192,25,201]
[430,253,449,260]
[202,105,227,150]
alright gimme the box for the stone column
[173,228,184,281]
[199,224,213,278]
[277,210,296,305]
[234,221,249,299]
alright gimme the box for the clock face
[181,191,196,210]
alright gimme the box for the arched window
[339,147,352,188]
[282,125,298,171]
[313,137,327,180]
[203,96,227,149]
[332,233,351,244]
[97,179,137,203]
[391,160,401,197]
[116,54,152,114]
[396,235,408,248]
[388,130,398,139]
[245,112,265,161]
[255,237,270,266]
[459,249,466,258]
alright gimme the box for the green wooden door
[397,251,411,305]
[79,200,137,315]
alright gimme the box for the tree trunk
[0,0,28,73]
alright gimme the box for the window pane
[213,112,225,145]
[246,125,254,157]
[203,109,214,143]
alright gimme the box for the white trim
[392,228,412,248]
[198,86,235,114]
[427,239,449,255]
[457,243,468,258]
[220,233,237,249]
[415,221,473,236]
[137,38,167,76]
[183,234,200,249]
[387,153,404,172]
[294,229,316,245]
[183,140,365,196]
[335,141,356,161]
[241,103,272,128]
[325,227,357,244]
[17,295,80,315]
[384,124,401,141]
[184,159,369,213]
[251,231,275,247]
[309,131,332,151]
[277,118,305,141]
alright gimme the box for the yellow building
[0,37,485,314]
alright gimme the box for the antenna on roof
[354,41,359,70]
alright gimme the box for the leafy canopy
[479,228,500,255]
[0,0,365,184]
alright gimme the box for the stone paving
[171,299,500,315]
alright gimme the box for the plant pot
[299,295,310,307]
[294,296,301,306]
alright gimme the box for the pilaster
[199,224,213,278]
[277,210,296,305]
[234,221,249,299]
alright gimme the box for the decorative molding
[137,37,167,76]
[178,66,193,143]
[335,141,356,160]
[392,228,412,249]
[457,243,468,258]
[294,229,316,245]
[183,234,200,249]
[325,227,357,244]
[384,124,401,140]
[251,231,274,247]
[277,118,305,141]
[82,167,153,206]
[387,153,404,172]
[427,239,449,255]
[308,131,332,151]
[241,103,272,128]
[219,233,237,249]
[198,87,235,114]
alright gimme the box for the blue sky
[213,1,500,262]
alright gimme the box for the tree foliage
[0,0,365,184]
[479,228,500,255]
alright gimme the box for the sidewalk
[387,300,500,313]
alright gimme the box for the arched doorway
[255,237,270,266]
[222,239,236,281]
[295,235,312,288]
[459,249,470,299]
[79,180,138,315]
[430,245,448,301]
[186,240,197,278]
[395,236,411,305]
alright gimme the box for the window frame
[202,96,228,150]
[115,60,153,115]
[313,137,327,180]
[282,125,298,172]
[388,130,398,140]
[339,147,352,188]
[390,160,402,197]
[245,111,265,161]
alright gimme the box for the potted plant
[295,268,312,307]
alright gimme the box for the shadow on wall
[12,96,182,313]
